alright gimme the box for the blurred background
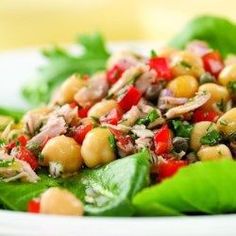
[0,0,235,51]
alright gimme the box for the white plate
[0,44,236,236]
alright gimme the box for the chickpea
[198,83,230,111]
[217,108,236,136]
[88,100,118,118]
[170,51,204,78]
[41,135,83,173]
[81,127,116,168]
[190,121,218,151]
[57,75,86,105]
[167,75,199,98]
[40,187,84,216]
[218,64,236,86]
[197,144,233,161]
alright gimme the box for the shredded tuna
[132,125,154,138]
[135,137,152,151]
[74,73,109,107]
[120,106,141,127]
[165,91,211,119]
[108,65,148,97]
[159,96,188,110]
[28,116,67,146]
[54,104,78,124]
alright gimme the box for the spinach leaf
[0,107,25,122]
[169,15,236,57]
[0,151,150,216]
[133,160,236,216]
[21,33,110,106]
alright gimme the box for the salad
[0,15,236,217]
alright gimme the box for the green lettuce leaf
[133,160,236,216]
[21,33,110,106]
[0,151,150,216]
[169,15,236,57]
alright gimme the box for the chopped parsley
[216,99,225,112]
[180,60,192,69]
[172,120,193,138]
[200,130,222,146]
[150,49,157,58]
[0,159,15,168]
[227,81,236,94]
[38,153,45,162]
[108,134,117,151]
[136,110,159,126]
[0,139,6,147]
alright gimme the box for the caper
[145,84,162,102]
[173,137,189,153]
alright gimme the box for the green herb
[172,120,193,138]
[137,110,159,126]
[21,33,110,106]
[133,160,236,216]
[199,73,216,85]
[150,50,157,58]
[227,81,236,93]
[38,153,45,162]
[0,139,5,147]
[216,99,225,112]
[219,119,228,126]
[169,15,236,57]
[0,159,15,168]
[200,130,222,146]
[180,60,192,69]
[0,151,150,216]
[108,135,116,151]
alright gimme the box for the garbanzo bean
[190,121,218,151]
[198,83,230,111]
[40,187,84,216]
[197,144,233,161]
[167,75,199,98]
[57,75,86,105]
[81,127,116,168]
[170,51,204,78]
[88,100,118,118]
[217,108,236,136]
[218,64,236,86]
[41,135,83,173]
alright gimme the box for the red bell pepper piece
[202,51,224,78]
[106,64,125,85]
[154,124,172,155]
[78,107,90,118]
[100,108,123,125]
[28,199,40,213]
[73,123,93,145]
[193,108,219,122]
[17,135,28,146]
[158,159,188,181]
[17,146,38,170]
[69,101,78,109]
[118,86,141,112]
[148,57,172,80]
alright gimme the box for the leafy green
[169,15,236,57]
[172,120,193,138]
[133,160,236,216]
[0,151,150,216]
[137,110,159,126]
[21,33,110,106]
[0,107,25,122]
[0,159,15,168]
[200,130,222,146]
[227,81,236,94]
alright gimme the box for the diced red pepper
[106,64,126,85]
[154,124,172,155]
[70,101,78,109]
[73,123,93,145]
[5,142,16,152]
[17,135,28,146]
[158,160,188,181]
[118,86,141,112]
[193,108,219,122]
[202,51,224,78]
[78,107,90,118]
[148,57,172,80]
[17,146,38,170]
[28,199,40,213]
[100,108,123,125]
